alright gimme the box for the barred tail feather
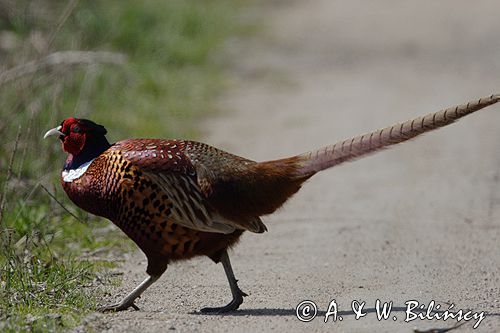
[297,94,500,175]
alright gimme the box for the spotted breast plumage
[44,94,499,313]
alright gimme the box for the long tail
[296,94,500,175]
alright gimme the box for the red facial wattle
[61,131,86,156]
[59,117,87,156]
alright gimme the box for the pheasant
[44,94,499,313]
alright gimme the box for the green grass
[0,0,249,331]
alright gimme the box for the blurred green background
[0,0,247,331]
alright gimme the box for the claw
[200,297,243,313]
[200,287,247,313]
[98,301,140,312]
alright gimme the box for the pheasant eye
[72,125,82,133]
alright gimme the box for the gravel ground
[84,1,500,332]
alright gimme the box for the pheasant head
[44,117,108,155]
[45,117,111,169]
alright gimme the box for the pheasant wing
[114,139,264,233]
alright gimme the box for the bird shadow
[190,306,410,317]
[190,306,500,318]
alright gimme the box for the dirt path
[87,1,500,332]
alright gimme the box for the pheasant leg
[98,275,160,312]
[201,250,247,313]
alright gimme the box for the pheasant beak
[43,126,65,139]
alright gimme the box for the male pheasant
[45,94,499,313]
